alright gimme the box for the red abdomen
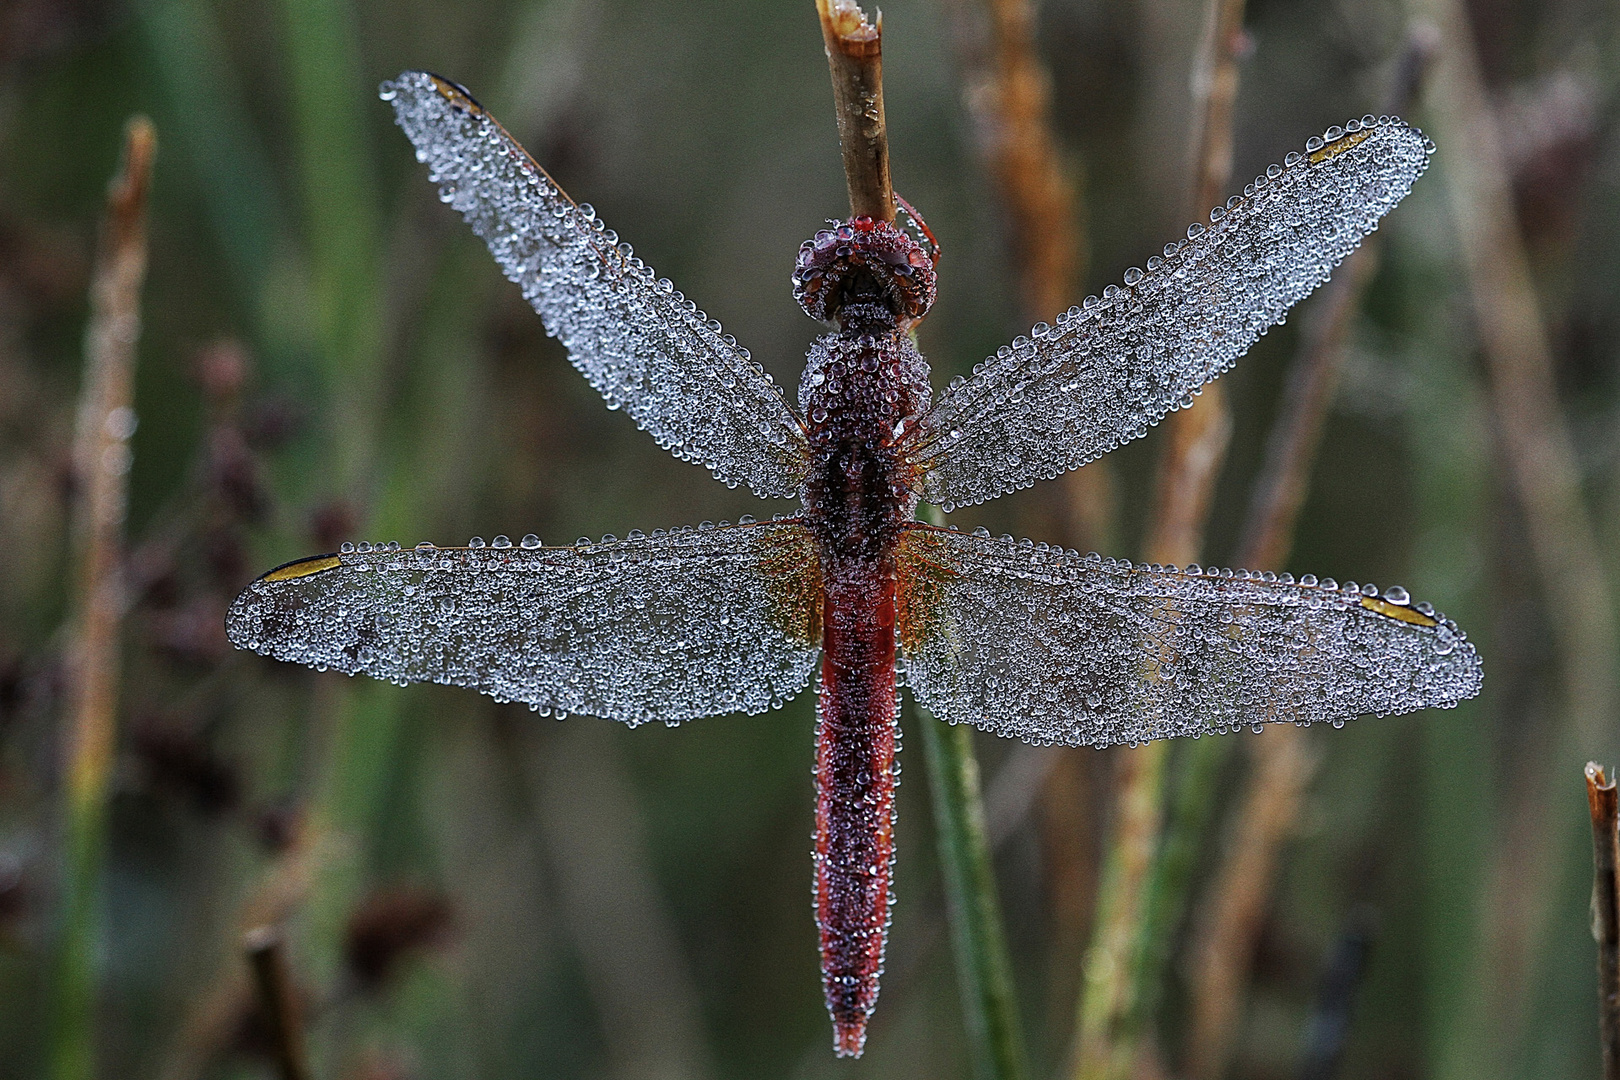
[815,561,899,1057]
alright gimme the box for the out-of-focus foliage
[0,0,1616,1077]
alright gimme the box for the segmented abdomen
[814,560,899,1057]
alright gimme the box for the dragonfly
[227,70,1482,1057]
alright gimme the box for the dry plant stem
[1407,0,1620,1057]
[1179,37,1436,1077]
[1235,252,1378,569]
[1588,763,1620,1080]
[50,116,156,1080]
[961,0,1106,1019]
[158,820,329,1080]
[1071,742,1169,1080]
[976,0,1086,323]
[1182,729,1316,1079]
[244,928,313,1080]
[1140,0,1248,567]
[1070,2,1245,1077]
[817,0,894,222]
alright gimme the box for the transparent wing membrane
[897,526,1481,748]
[913,119,1433,510]
[226,521,823,724]
[381,72,811,498]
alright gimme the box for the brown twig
[158,821,329,1080]
[968,0,1086,325]
[52,116,155,1080]
[1069,4,1246,1078]
[1182,729,1316,1080]
[1070,741,1170,1080]
[65,115,155,825]
[1405,0,1620,1056]
[1181,35,1436,1079]
[243,927,312,1080]
[1235,252,1378,570]
[1588,763,1620,1080]
[946,0,1107,1028]
[817,0,894,222]
[1141,0,1247,568]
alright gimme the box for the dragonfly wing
[912,119,1433,510]
[226,521,822,725]
[896,525,1481,748]
[382,72,811,499]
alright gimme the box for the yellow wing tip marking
[421,72,486,114]
[262,555,343,583]
[1309,127,1375,164]
[1359,595,1437,627]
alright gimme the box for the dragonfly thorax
[793,217,936,329]
[798,326,931,561]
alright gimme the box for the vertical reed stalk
[951,0,1105,1021]
[244,927,313,1080]
[279,0,385,497]
[917,716,1030,1080]
[1179,36,1436,1077]
[275,4,397,1070]
[1070,2,1245,1076]
[135,0,279,312]
[1404,0,1620,1068]
[1588,763,1620,1080]
[817,0,894,223]
[51,117,157,1080]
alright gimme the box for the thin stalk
[279,0,386,499]
[1404,0,1620,1066]
[156,772,331,1080]
[244,927,313,1080]
[1140,0,1247,568]
[968,0,1088,324]
[1179,35,1437,1078]
[817,0,895,222]
[919,712,1030,1080]
[50,116,156,1080]
[1071,2,1245,1076]
[949,0,1108,1019]
[1588,763,1620,1080]
[135,0,280,315]
[276,1,399,1069]
[1070,740,1171,1080]
[911,352,1026,1076]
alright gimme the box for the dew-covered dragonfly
[227,71,1482,1056]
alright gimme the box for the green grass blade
[918,709,1029,1080]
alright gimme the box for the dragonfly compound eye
[793,217,937,327]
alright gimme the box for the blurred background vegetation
[1,0,1618,1077]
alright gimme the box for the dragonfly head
[793,216,937,329]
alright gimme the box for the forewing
[897,526,1481,748]
[382,71,811,498]
[912,119,1433,510]
[226,521,822,724]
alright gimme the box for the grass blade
[918,711,1029,1080]
[50,116,156,1080]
